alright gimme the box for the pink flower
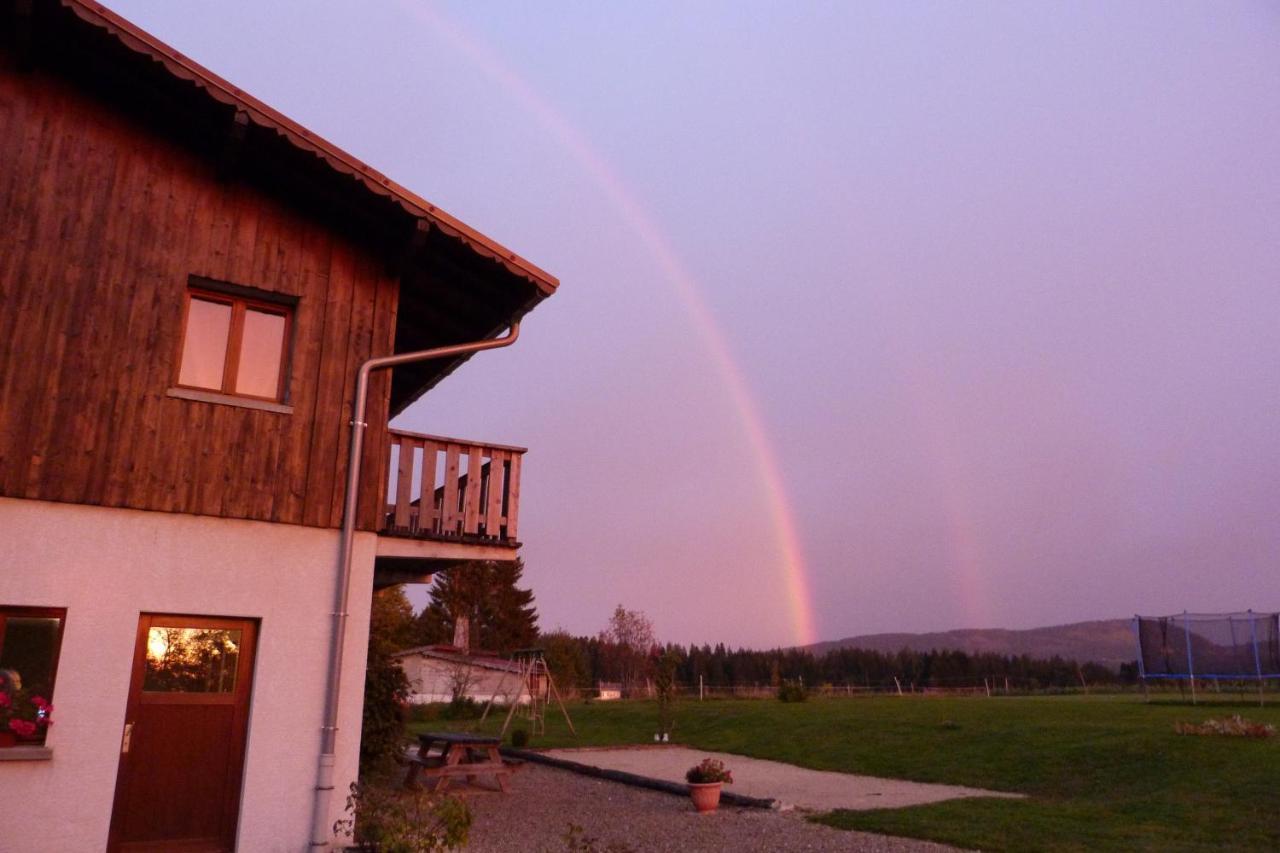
[31,696,46,708]
[0,694,10,708]
[9,719,37,738]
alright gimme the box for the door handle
[121,722,133,754]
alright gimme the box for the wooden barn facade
[0,1,556,850]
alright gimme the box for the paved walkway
[540,745,1022,811]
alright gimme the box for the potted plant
[0,669,54,747]
[685,757,733,813]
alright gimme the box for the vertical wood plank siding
[0,70,396,531]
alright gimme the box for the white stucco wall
[0,497,376,853]
[400,654,530,705]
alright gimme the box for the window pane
[0,611,63,745]
[143,627,242,693]
[178,298,231,390]
[0,617,61,699]
[235,308,286,398]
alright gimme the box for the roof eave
[62,0,559,297]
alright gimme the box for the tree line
[361,565,1133,768]
[369,557,1128,699]
[540,628,1128,695]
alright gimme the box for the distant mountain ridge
[804,619,1136,669]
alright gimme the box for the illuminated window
[0,606,66,747]
[177,284,293,402]
[143,626,242,693]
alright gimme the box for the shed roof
[393,645,525,674]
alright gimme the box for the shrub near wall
[362,590,414,771]
[778,680,808,702]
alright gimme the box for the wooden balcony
[375,429,525,585]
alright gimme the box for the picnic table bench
[404,732,519,793]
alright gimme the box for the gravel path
[458,764,959,852]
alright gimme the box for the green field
[410,694,1280,851]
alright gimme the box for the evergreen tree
[361,586,414,771]
[541,629,592,693]
[415,559,538,654]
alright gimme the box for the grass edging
[500,747,778,810]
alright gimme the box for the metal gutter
[312,323,521,848]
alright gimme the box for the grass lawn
[410,693,1280,851]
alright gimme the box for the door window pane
[177,298,231,390]
[235,309,286,398]
[143,627,242,693]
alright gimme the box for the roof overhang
[13,1,558,413]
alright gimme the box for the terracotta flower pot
[688,781,722,813]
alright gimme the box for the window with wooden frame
[0,606,66,747]
[176,281,294,403]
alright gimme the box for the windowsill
[167,387,293,414]
[0,746,52,761]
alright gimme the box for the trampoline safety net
[1134,611,1280,680]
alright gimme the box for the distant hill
[804,619,1136,669]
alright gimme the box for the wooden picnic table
[404,731,515,793]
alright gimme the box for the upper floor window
[0,606,65,746]
[177,282,293,402]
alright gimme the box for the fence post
[699,675,703,702]
[1249,610,1264,707]
[1133,615,1149,702]
[1183,611,1197,705]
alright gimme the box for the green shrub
[333,781,471,852]
[441,697,482,720]
[777,680,808,702]
[407,703,441,724]
[361,601,412,772]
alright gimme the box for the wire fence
[548,675,1176,701]
[1135,611,1280,681]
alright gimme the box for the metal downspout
[311,323,521,848]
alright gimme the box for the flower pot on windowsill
[688,781,722,813]
[0,731,16,749]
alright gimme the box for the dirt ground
[541,745,1022,811]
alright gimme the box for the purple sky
[110,1,1280,648]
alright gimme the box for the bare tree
[445,661,475,704]
[604,604,656,651]
[598,605,656,696]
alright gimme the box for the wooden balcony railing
[382,429,525,546]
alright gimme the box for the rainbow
[397,1,819,645]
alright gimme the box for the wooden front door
[108,614,258,853]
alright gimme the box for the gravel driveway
[459,764,959,852]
